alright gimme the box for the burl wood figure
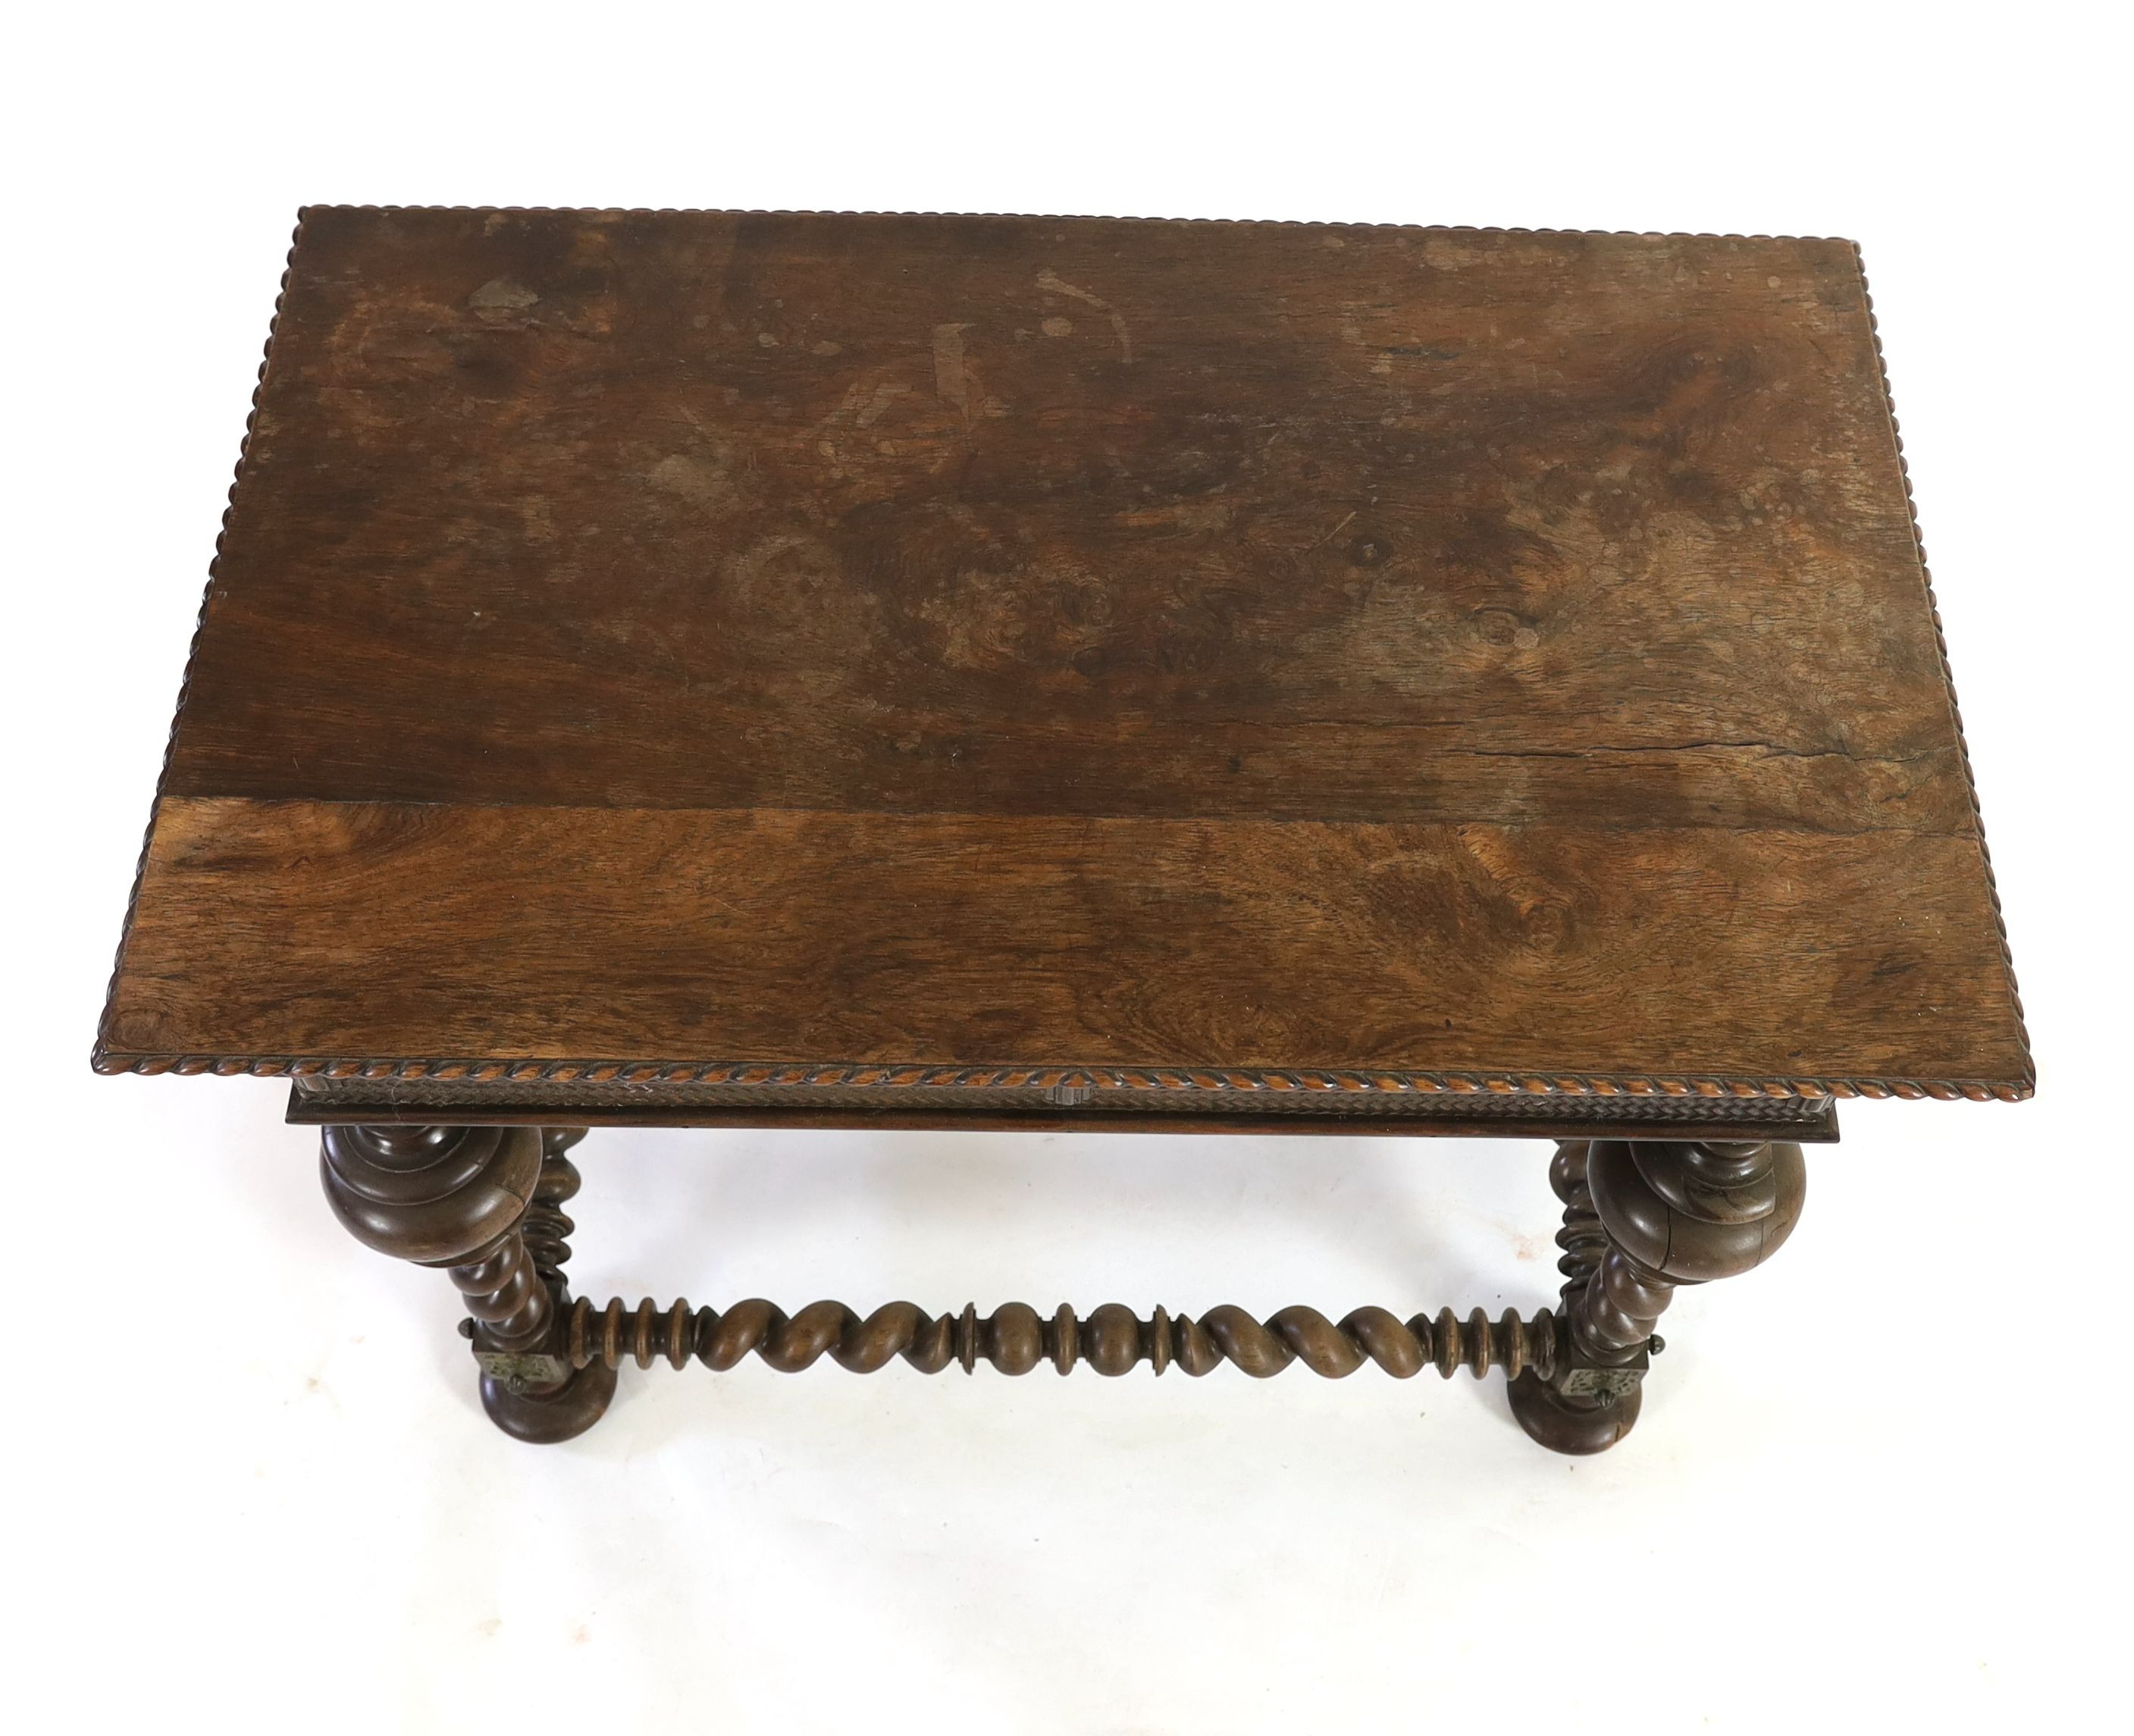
[96,208,2028,1449]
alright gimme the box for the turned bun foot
[479,1356,618,1444]
[1507,1369,1641,1456]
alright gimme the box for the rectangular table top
[96,206,2029,1120]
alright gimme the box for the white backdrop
[5,5,2123,1731]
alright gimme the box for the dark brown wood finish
[98,212,2026,1449]
[556,1286,1560,1383]
[116,797,2013,1089]
[284,1091,1841,1144]
[94,208,2025,1108]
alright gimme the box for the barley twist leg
[1509,1137,1806,1455]
[320,1123,616,1443]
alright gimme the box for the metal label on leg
[1558,1365,1645,1402]
[472,1349,574,1393]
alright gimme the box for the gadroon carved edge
[87,1050,2032,1103]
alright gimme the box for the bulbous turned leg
[1509,1137,1806,1455]
[321,1123,615,1443]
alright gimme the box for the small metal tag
[1559,1365,1644,1400]
[472,1349,572,1392]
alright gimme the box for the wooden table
[96,207,2029,1450]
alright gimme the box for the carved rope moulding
[86,1051,2028,1102]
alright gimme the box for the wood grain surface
[96,208,2029,1101]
